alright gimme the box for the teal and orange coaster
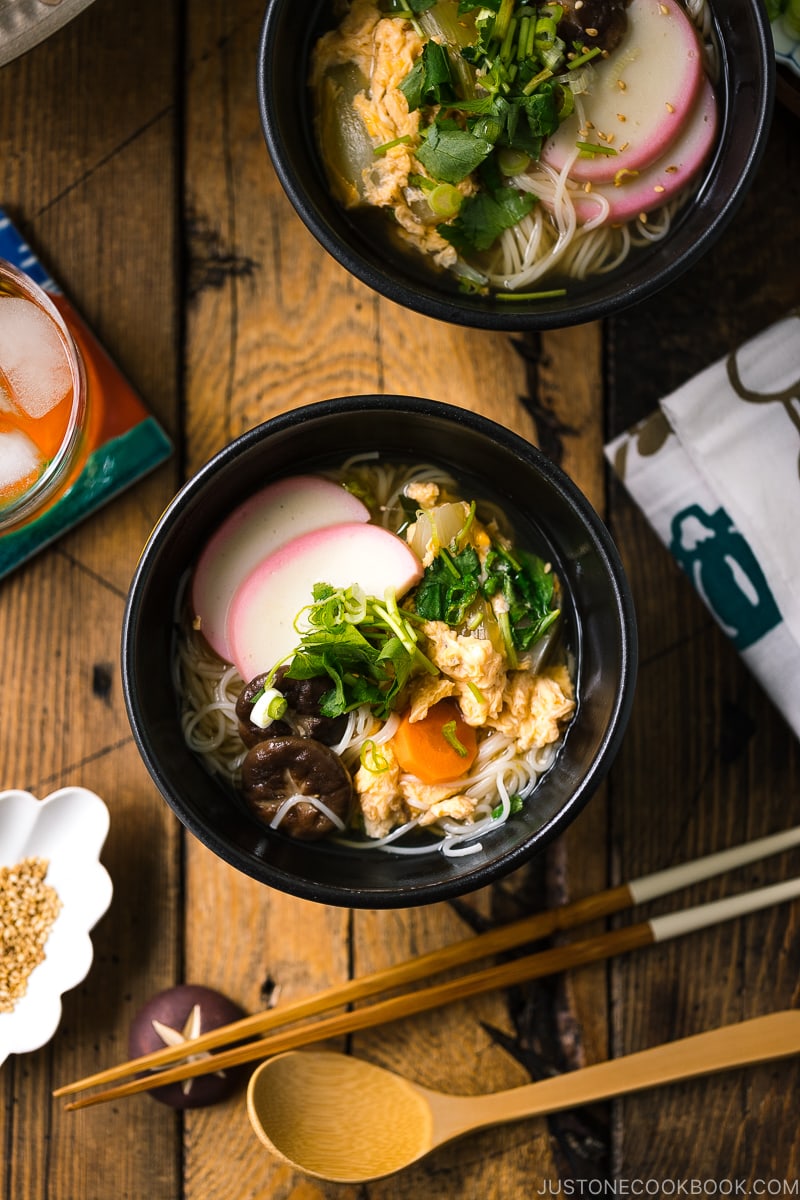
[0,210,173,579]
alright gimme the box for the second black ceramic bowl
[256,0,774,331]
[122,397,636,907]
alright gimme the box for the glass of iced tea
[0,258,87,532]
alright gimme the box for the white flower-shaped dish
[773,15,800,77]
[0,787,112,1067]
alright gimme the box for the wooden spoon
[247,1010,800,1183]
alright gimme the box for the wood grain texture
[2,0,799,1196]
[0,2,182,1198]
[605,103,800,1182]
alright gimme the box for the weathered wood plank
[0,2,181,1198]
[605,103,800,1180]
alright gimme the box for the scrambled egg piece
[421,620,506,724]
[353,737,480,832]
[354,743,405,839]
[405,481,440,508]
[400,777,477,826]
[492,667,576,752]
[407,674,457,722]
[311,0,459,266]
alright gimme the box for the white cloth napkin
[605,310,800,740]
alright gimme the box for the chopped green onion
[250,686,288,728]
[576,140,618,157]
[525,15,537,58]
[360,739,390,773]
[373,134,413,157]
[429,184,463,218]
[497,610,518,669]
[500,14,517,61]
[522,66,553,94]
[534,15,558,44]
[493,0,515,43]
[568,45,602,69]
[441,719,469,757]
[494,288,568,300]
[497,146,531,176]
[517,15,530,60]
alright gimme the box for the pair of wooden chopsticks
[55,823,800,1111]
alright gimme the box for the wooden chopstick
[54,822,800,1103]
[58,860,800,1110]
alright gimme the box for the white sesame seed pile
[0,857,61,1013]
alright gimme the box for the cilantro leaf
[438,186,536,253]
[416,122,493,185]
[519,87,560,139]
[399,42,455,112]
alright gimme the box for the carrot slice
[392,699,478,785]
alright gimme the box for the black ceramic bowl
[256,0,774,331]
[122,397,636,907]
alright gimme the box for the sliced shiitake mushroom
[241,735,353,841]
[558,0,629,52]
[236,667,347,749]
[236,673,291,746]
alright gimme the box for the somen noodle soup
[176,457,577,858]
[310,0,719,297]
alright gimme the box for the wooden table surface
[1,2,798,1196]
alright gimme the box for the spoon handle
[433,1011,800,1144]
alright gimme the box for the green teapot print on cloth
[669,504,781,651]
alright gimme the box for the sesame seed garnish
[659,2,668,11]
[666,102,675,113]
[665,165,678,173]
[585,26,598,36]
[584,181,593,192]
[653,184,665,192]
[575,1,584,8]
[617,80,627,91]
[619,141,629,151]
[638,212,648,223]
[617,113,627,122]
[0,858,61,1013]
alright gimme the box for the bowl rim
[256,0,776,332]
[122,395,638,906]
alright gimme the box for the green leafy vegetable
[400,41,456,110]
[439,186,536,254]
[281,583,435,720]
[414,544,482,624]
[416,121,494,184]
[412,527,561,659]
[392,2,575,256]
[491,792,525,819]
[482,544,561,651]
